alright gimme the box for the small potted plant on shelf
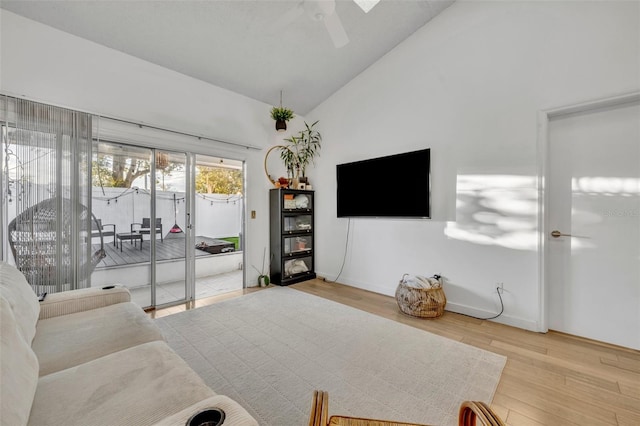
[270,106,295,132]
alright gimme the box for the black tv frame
[336,148,431,219]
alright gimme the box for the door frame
[536,91,640,333]
[152,148,194,309]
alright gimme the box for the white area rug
[156,287,506,425]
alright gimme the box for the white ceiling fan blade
[267,3,304,35]
[353,0,380,13]
[323,12,349,48]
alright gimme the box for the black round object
[185,408,226,426]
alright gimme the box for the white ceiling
[1,0,454,115]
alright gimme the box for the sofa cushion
[30,341,216,426]
[1,296,40,426]
[32,301,164,376]
[0,261,40,344]
[38,285,131,320]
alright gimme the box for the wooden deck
[94,235,236,268]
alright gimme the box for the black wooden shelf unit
[269,188,316,285]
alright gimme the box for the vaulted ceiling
[1,0,454,115]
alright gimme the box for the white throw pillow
[0,262,41,344]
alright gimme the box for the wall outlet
[497,282,504,294]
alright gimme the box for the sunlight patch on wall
[445,174,538,251]
[572,177,639,196]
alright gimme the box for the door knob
[550,230,571,238]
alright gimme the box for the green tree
[92,154,178,189]
[92,154,150,188]
[195,167,242,194]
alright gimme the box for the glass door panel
[193,154,244,297]
[284,214,313,233]
[91,142,152,307]
[90,145,244,307]
[154,150,187,306]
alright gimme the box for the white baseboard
[315,271,540,332]
[316,272,395,297]
[445,301,539,332]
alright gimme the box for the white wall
[0,10,302,287]
[308,0,639,331]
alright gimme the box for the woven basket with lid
[395,276,446,318]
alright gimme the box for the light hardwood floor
[152,279,640,426]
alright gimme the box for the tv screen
[336,148,431,218]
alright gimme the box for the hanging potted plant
[270,106,295,132]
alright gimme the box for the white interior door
[546,99,640,349]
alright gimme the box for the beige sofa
[0,261,257,426]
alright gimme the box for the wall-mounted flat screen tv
[336,148,431,218]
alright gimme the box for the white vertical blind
[1,95,94,293]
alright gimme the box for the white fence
[91,187,242,240]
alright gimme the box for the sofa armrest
[152,395,258,426]
[38,285,131,320]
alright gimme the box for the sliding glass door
[2,96,247,308]
[91,143,192,308]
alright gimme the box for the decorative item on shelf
[283,193,296,209]
[277,176,289,188]
[270,90,295,132]
[284,258,309,276]
[296,237,307,251]
[264,121,322,188]
[294,194,310,208]
[264,145,286,187]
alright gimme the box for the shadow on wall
[447,174,639,252]
[445,174,538,251]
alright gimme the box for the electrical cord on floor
[323,218,351,284]
[456,287,504,320]
[321,223,504,321]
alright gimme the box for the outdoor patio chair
[7,197,106,292]
[92,218,116,246]
[131,217,163,242]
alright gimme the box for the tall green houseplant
[280,120,322,180]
